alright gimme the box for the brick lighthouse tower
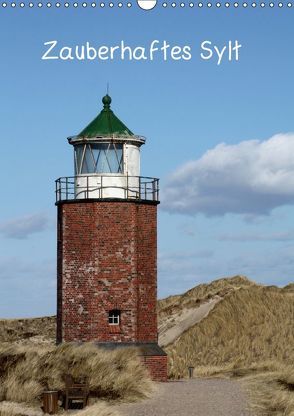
[55,94,167,381]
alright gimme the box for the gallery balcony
[55,175,160,203]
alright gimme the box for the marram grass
[1,276,293,416]
[158,276,294,416]
[0,342,153,406]
[0,400,120,416]
[162,285,294,379]
[245,364,294,416]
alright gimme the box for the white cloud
[0,213,49,239]
[161,133,294,217]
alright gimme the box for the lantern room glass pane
[82,145,95,173]
[107,145,123,172]
[96,143,123,173]
[74,145,84,174]
[95,143,110,173]
[75,143,123,174]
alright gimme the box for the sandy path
[117,379,251,416]
[159,297,221,347]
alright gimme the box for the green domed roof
[78,95,134,138]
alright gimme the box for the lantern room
[55,94,158,201]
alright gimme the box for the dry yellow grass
[245,364,294,416]
[77,401,121,416]
[165,286,294,378]
[194,360,282,379]
[159,276,294,415]
[0,317,55,345]
[158,275,255,321]
[1,275,293,416]
[161,280,293,379]
[0,400,120,416]
[0,401,43,416]
[0,342,153,407]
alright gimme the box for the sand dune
[0,275,293,416]
[159,296,221,347]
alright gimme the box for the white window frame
[108,310,120,325]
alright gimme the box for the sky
[0,5,294,317]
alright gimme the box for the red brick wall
[141,355,168,382]
[57,201,158,344]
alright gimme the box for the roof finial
[102,90,112,109]
[107,82,109,95]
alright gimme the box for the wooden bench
[63,375,89,410]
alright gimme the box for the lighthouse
[56,94,167,381]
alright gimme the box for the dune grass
[158,275,255,320]
[159,277,294,415]
[0,400,121,416]
[0,317,55,345]
[1,276,293,416]
[0,342,153,411]
[164,286,294,379]
[195,361,294,415]
[0,401,43,416]
[245,364,294,416]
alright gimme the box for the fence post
[157,179,159,201]
[66,177,68,200]
[188,367,194,379]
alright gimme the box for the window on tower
[108,310,120,325]
[74,143,123,174]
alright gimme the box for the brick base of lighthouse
[56,199,167,381]
[95,342,167,382]
[141,353,168,382]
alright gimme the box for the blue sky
[1,6,294,317]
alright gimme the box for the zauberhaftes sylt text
[42,40,242,65]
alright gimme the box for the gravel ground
[116,379,251,416]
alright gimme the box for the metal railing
[55,175,159,203]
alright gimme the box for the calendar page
[0,4,293,416]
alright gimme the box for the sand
[158,297,221,347]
